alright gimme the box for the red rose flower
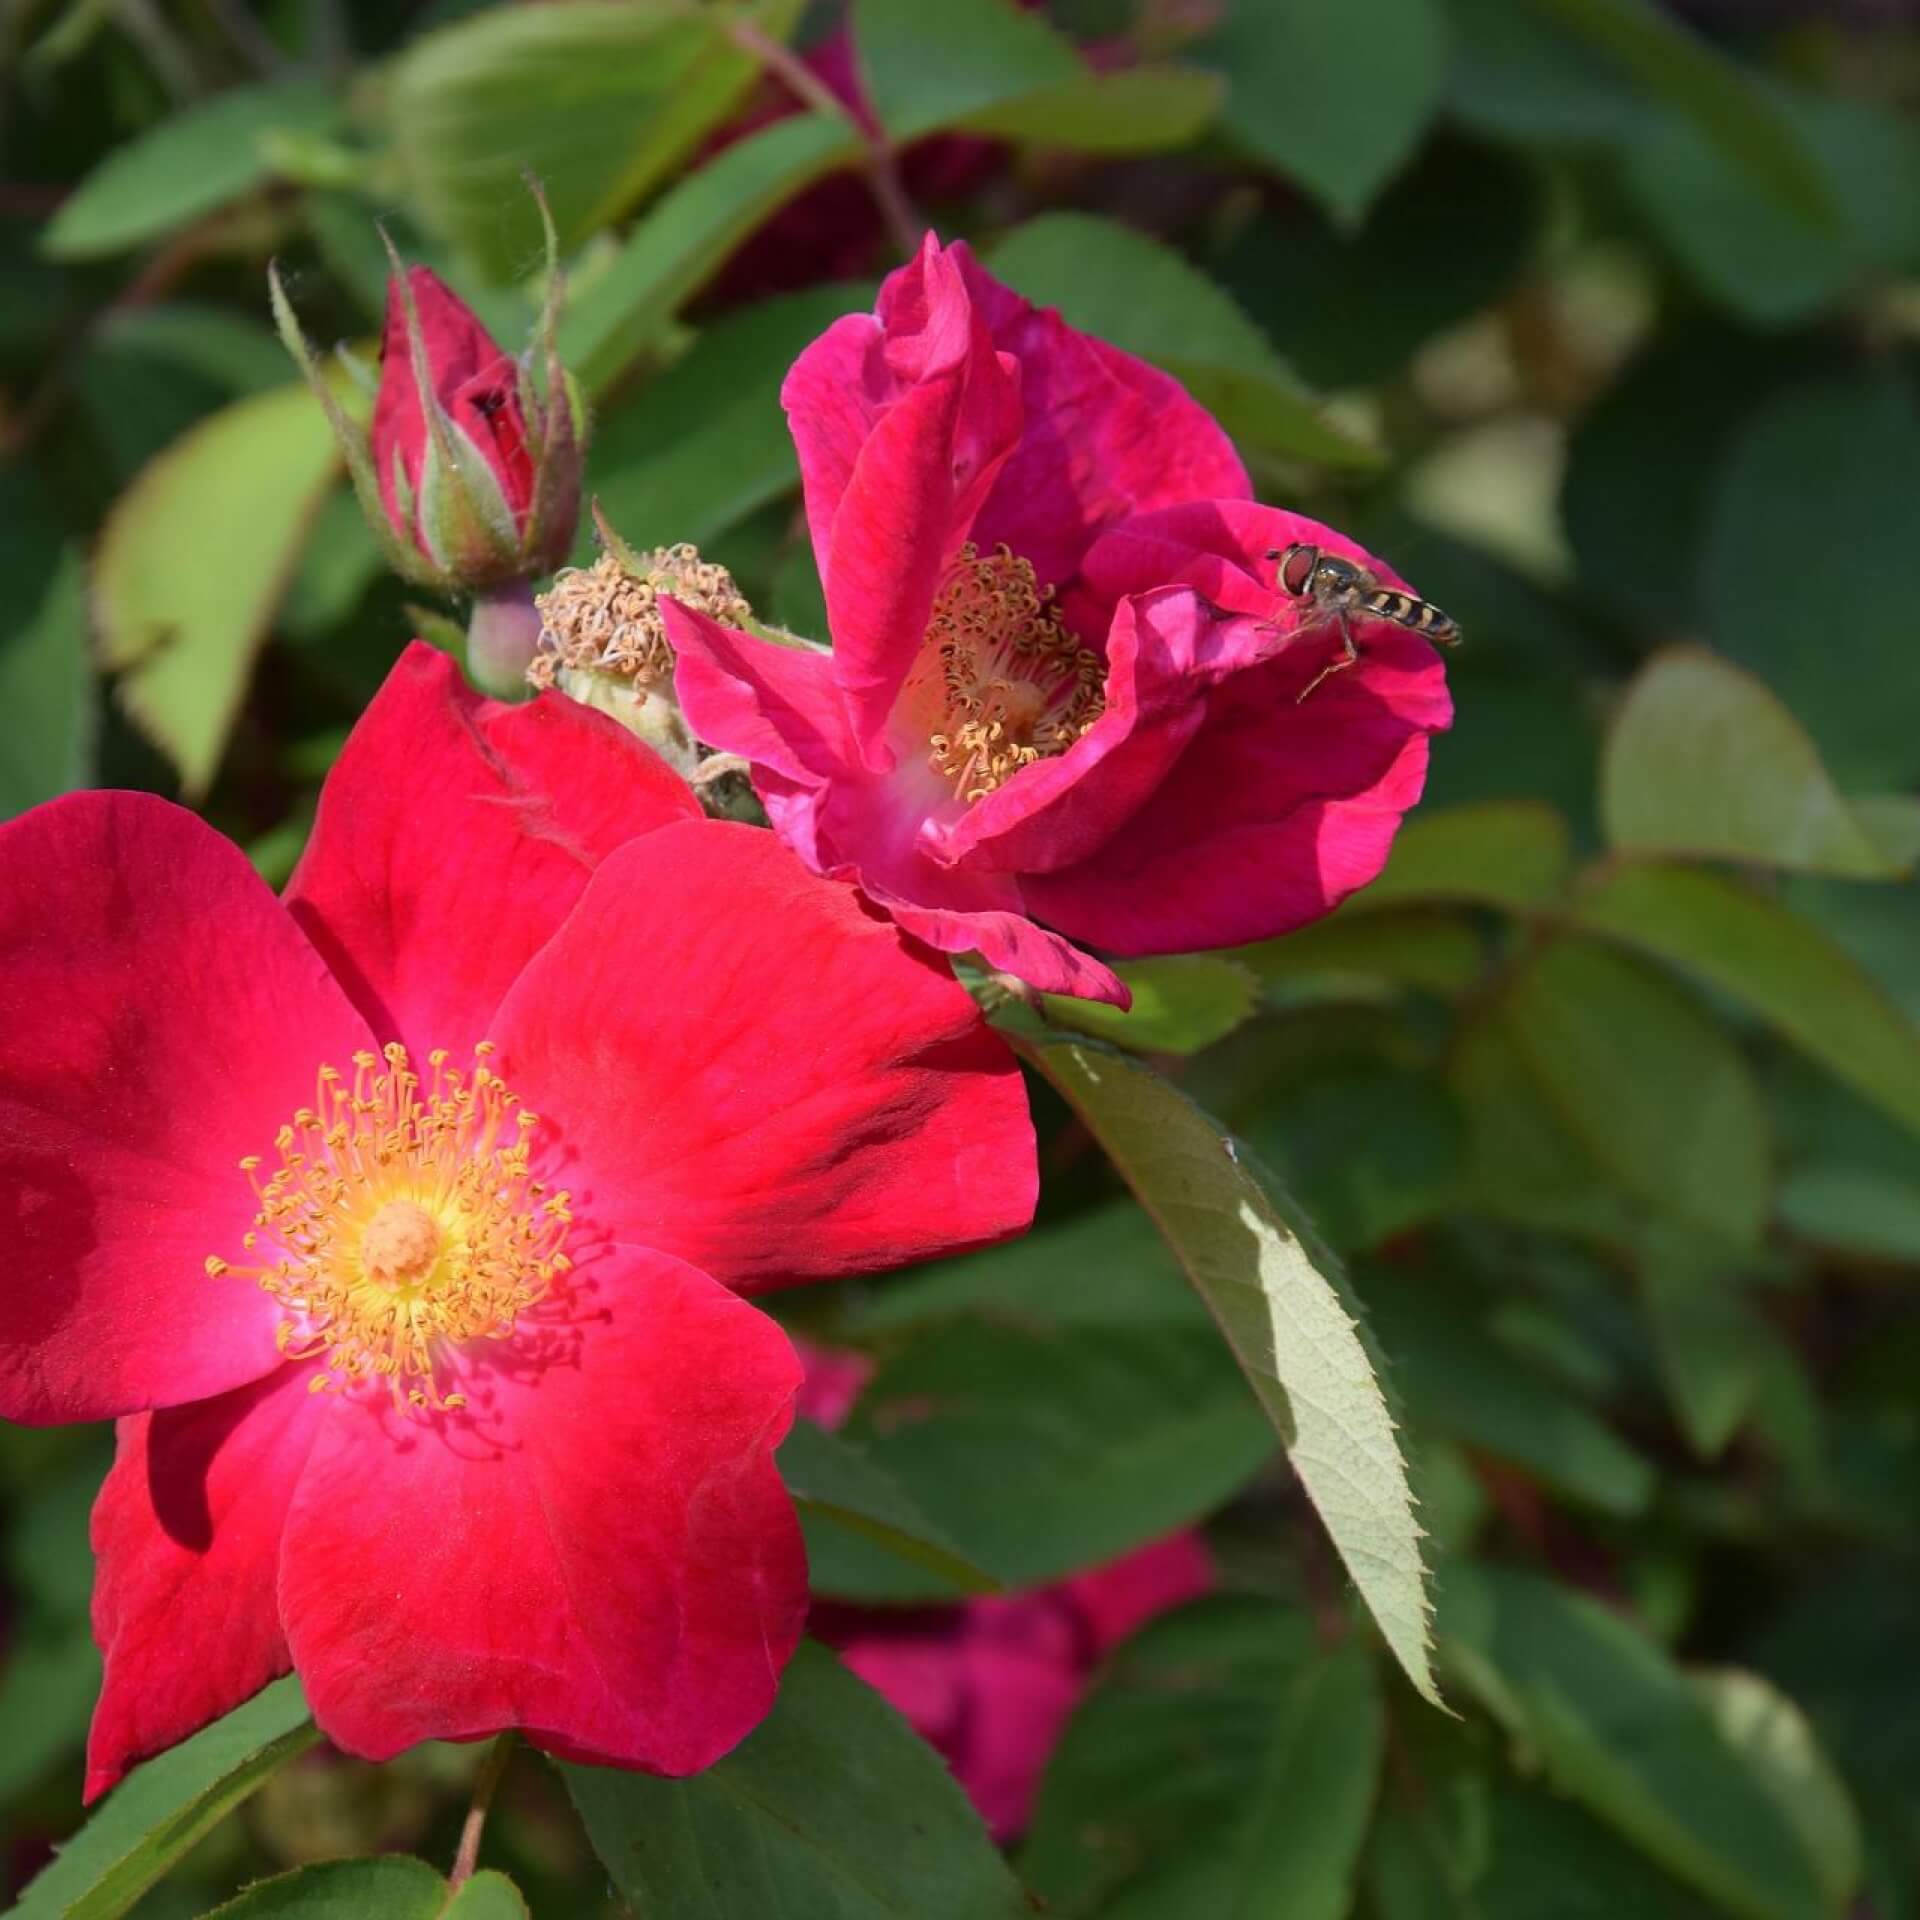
[664,237,1451,1005]
[822,1533,1214,1839]
[0,646,1035,1800]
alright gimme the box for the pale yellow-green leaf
[1019,1034,1440,1707]
[1042,956,1259,1055]
[94,385,339,797]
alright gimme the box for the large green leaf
[839,1315,1273,1591]
[386,0,798,279]
[1573,862,1920,1144]
[1199,0,1449,226]
[560,117,864,396]
[987,214,1377,468]
[1023,1600,1383,1919]
[778,1416,999,1600]
[1502,936,1771,1246]
[1600,649,1895,877]
[1440,1566,1849,1920]
[43,80,337,259]
[1520,0,1839,230]
[588,283,863,548]
[1019,1033,1441,1707]
[11,1678,319,1920]
[1359,800,1572,911]
[560,1642,1029,1919]
[853,0,1216,150]
[1702,372,1920,790]
[1042,955,1259,1056]
[93,383,340,798]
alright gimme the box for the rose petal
[85,1364,323,1800]
[0,794,370,1424]
[286,643,697,1054]
[489,819,1037,1290]
[278,1248,804,1773]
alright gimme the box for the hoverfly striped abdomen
[1266,542,1461,703]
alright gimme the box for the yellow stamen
[206,1042,571,1414]
[914,544,1105,803]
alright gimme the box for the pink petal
[0,794,371,1425]
[1062,1532,1214,1653]
[286,643,698,1056]
[85,1364,322,1799]
[952,246,1250,591]
[278,1247,804,1773]
[783,237,1023,760]
[488,819,1037,1292]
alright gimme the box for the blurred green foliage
[6,0,1920,1913]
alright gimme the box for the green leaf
[779,1416,999,1599]
[588,283,863,548]
[1237,908,1485,999]
[1637,1233,1771,1458]
[840,1315,1273,1591]
[1691,1667,1864,1915]
[1198,0,1448,226]
[93,383,340,798]
[1573,862,1920,1145]
[1502,935,1770,1246]
[442,1875,531,1920]
[1019,1034,1441,1707]
[1702,372,1920,790]
[1042,956,1259,1055]
[561,1641,1029,1920]
[387,0,799,280]
[853,0,1216,150]
[1023,1600,1383,1920]
[1361,1267,1655,1516]
[987,213,1377,468]
[1778,1165,1920,1261]
[202,1859,450,1918]
[1519,0,1840,231]
[11,1677,319,1920]
[1447,0,1651,142]
[1360,801,1571,911]
[43,80,337,259]
[561,117,864,396]
[1439,1565,1841,1920]
[0,541,93,818]
[1601,648,1896,877]
[93,304,294,399]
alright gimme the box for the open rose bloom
[0,646,1033,1797]
[666,237,1454,1006]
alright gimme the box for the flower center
[918,544,1104,803]
[206,1042,572,1413]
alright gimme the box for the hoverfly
[1267,543,1461,703]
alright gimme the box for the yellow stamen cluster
[528,545,752,693]
[923,544,1104,803]
[206,1043,571,1414]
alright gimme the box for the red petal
[278,1249,805,1774]
[489,819,1037,1291]
[286,643,698,1055]
[0,794,371,1424]
[783,237,1023,760]
[953,246,1250,593]
[85,1365,323,1800]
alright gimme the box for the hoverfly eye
[1277,545,1318,596]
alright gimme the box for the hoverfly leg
[1295,611,1361,705]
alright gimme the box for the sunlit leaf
[203,1858,451,1918]
[1019,1033,1441,1707]
[988,214,1377,468]
[93,383,340,797]
[43,80,337,259]
[1042,956,1259,1055]
[561,1642,1029,1919]
[1601,648,1896,876]
[1360,801,1572,911]
[1024,1600,1383,1919]
[12,1678,318,1920]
